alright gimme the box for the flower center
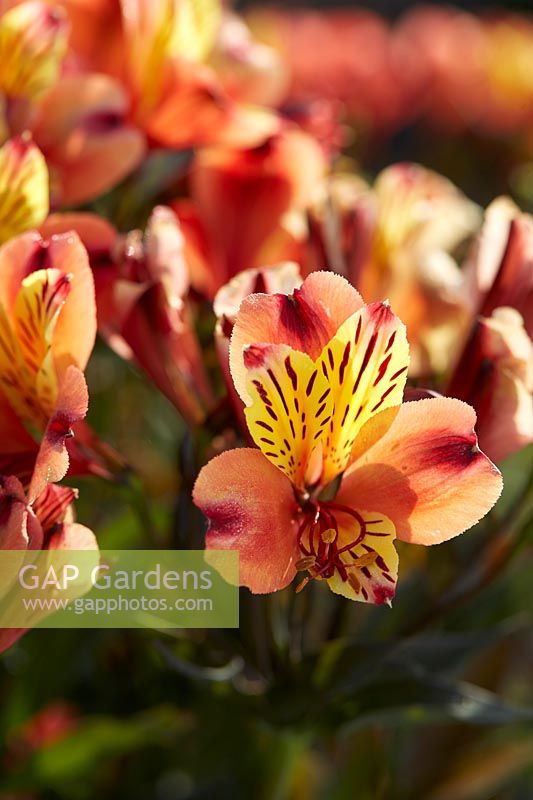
[295,501,380,594]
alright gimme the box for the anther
[349,551,377,569]
[295,576,311,593]
[321,527,336,544]
[295,557,316,571]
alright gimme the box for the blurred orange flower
[173,129,325,298]
[55,0,280,151]
[308,163,480,375]
[0,1,145,206]
[43,207,214,425]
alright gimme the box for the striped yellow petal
[244,342,332,490]
[0,2,68,99]
[326,509,398,605]
[317,302,409,484]
[0,268,71,427]
[0,137,49,245]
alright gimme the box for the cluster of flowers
[253,6,533,140]
[0,0,531,652]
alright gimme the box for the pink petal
[48,522,98,551]
[28,366,89,503]
[338,397,503,545]
[193,448,299,594]
[230,270,364,404]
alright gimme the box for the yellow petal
[0,268,71,427]
[318,301,409,483]
[0,137,49,245]
[169,0,221,61]
[326,509,398,605]
[0,2,68,99]
[244,342,332,490]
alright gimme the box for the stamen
[295,556,316,571]
[348,551,377,569]
[321,527,336,544]
[295,576,311,593]
[294,499,377,595]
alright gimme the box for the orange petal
[40,212,117,255]
[47,232,97,374]
[230,270,363,404]
[214,262,302,327]
[0,136,49,245]
[190,130,324,278]
[0,230,96,375]
[338,397,503,545]
[146,63,278,149]
[193,448,299,594]
[28,366,89,503]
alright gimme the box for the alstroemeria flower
[30,73,146,207]
[0,229,98,478]
[173,129,325,298]
[52,0,278,151]
[0,365,97,655]
[448,307,533,463]
[0,1,68,136]
[310,164,480,376]
[1,2,145,206]
[0,136,48,245]
[194,272,502,604]
[213,262,302,435]
[42,206,215,426]
[462,197,533,338]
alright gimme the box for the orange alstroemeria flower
[30,73,146,207]
[53,0,279,151]
[214,261,302,436]
[448,308,533,464]
[173,129,325,298]
[0,364,97,654]
[42,207,215,426]
[0,229,98,479]
[1,1,145,206]
[194,272,502,604]
[308,163,480,376]
[0,1,69,137]
[462,197,533,339]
